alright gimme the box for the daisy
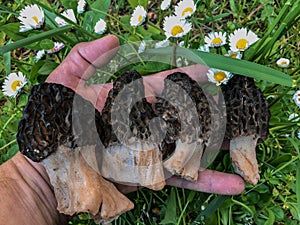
[77,0,86,14]
[288,113,299,122]
[225,50,242,59]
[163,15,192,39]
[130,6,147,27]
[155,39,170,48]
[18,4,44,32]
[46,42,65,54]
[229,28,259,52]
[161,0,172,10]
[174,0,196,18]
[204,31,227,47]
[138,41,146,53]
[94,18,107,34]
[293,90,300,107]
[276,58,290,68]
[2,72,27,97]
[197,44,210,52]
[35,50,45,61]
[55,9,77,27]
[206,68,233,86]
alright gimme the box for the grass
[0,0,300,224]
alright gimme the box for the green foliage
[0,0,299,224]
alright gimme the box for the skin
[0,35,245,225]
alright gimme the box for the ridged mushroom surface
[222,75,270,185]
[17,83,134,223]
[98,70,165,190]
[155,72,211,181]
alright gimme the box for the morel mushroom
[17,83,134,223]
[155,72,211,181]
[222,75,270,185]
[98,70,166,190]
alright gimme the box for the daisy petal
[2,72,27,97]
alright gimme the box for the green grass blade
[296,160,300,217]
[145,47,293,86]
[0,25,72,55]
[191,195,229,224]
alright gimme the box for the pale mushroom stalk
[98,71,165,190]
[222,75,270,186]
[17,83,134,223]
[163,139,204,181]
[230,135,260,186]
[156,72,211,181]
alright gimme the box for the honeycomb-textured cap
[17,83,98,162]
[155,72,211,150]
[222,75,270,141]
[100,70,158,147]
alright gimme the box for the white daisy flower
[2,72,27,97]
[35,50,45,61]
[55,9,77,27]
[18,4,44,32]
[155,39,170,48]
[174,0,196,18]
[206,68,233,86]
[130,6,147,27]
[229,28,259,52]
[94,18,107,34]
[225,50,243,59]
[138,41,146,53]
[163,15,192,39]
[288,113,299,122]
[46,42,65,54]
[176,57,183,67]
[293,90,300,107]
[77,0,86,14]
[276,58,290,68]
[197,44,210,52]
[204,31,227,47]
[161,0,172,10]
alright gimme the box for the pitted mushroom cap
[99,70,158,147]
[222,75,270,141]
[17,83,98,162]
[155,72,211,147]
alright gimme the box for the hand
[0,35,244,225]
[46,34,245,195]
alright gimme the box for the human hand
[46,34,245,195]
[0,34,245,225]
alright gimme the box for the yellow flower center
[212,37,222,45]
[11,80,22,92]
[32,16,39,24]
[230,53,237,58]
[280,61,287,65]
[182,7,193,17]
[171,25,184,36]
[138,15,143,23]
[236,38,249,50]
[214,72,226,82]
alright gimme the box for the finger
[143,64,209,99]
[166,169,245,195]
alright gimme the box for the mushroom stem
[99,141,165,191]
[230,135,260,186]
[163,140,204,181]
[41,144,134,223]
